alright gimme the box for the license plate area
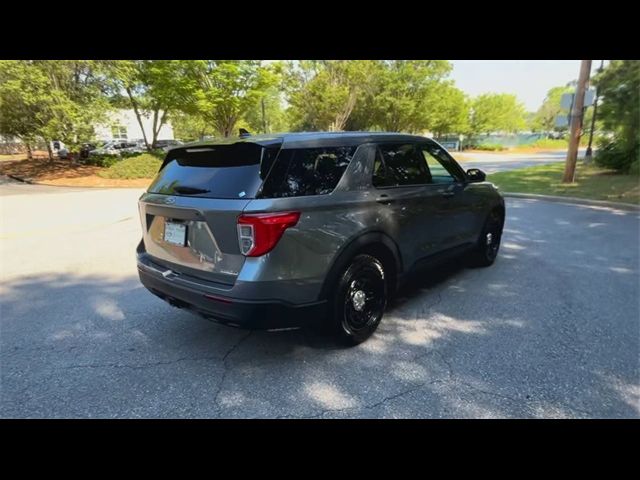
[163,221,187,246]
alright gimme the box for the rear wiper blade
[172,186,211,195]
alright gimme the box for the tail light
[237,212,300,257]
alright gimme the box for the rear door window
[259,146,356,198]
[148,143,280,199]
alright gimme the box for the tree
[428,83,470,137]
[593,60,640,172]
[363,60,453,133]
[470,93,527,135]
[171,112,217,142]
[531,85,572,133]
[287,60,461,135]
[104,60,196,150]
[242,86,289,134]
[189,60,275,137]
[287,60,378,131]
[0,60,110,159]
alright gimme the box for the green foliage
[369,61,454,133]
[428,83,470,136]
[242,85,289,134]
[84,154,121,167]
[287,60,378,131]
[531,85,572,132]
[189,60,276,137]
[594,60,640,172]
[103,60,197,149]
[0,60,110,152]
[97,153,162,179]
[171,112,216,142]
[594,140,639,173]
[286,60,466,135]
[470,93,527,135]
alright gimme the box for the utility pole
[585,60,605,163]
[562,60,592,183]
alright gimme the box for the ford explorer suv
[136,132,505,344]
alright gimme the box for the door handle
[376,194,394,205]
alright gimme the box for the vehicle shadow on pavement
[2,253,638,419]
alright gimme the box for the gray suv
[136,132,505,344]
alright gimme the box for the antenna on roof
[239,128,251,138]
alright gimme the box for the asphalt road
[1,180,638,418]
[456,150,576,174]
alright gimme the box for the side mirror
[466,168,486,183]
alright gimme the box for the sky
[450,60,603,112]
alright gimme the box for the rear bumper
[137,259,328,330]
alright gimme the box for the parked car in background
[89,140,146,157]
[136,132,505,345]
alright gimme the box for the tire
[330,254,387,345]
[469,209,503,267]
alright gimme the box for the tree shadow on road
[2,248,637,419]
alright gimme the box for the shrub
[84,154,121,167]
[595,138,640,173]
[97,154,162,179]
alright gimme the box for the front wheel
[331,254,387,345]
[469,210,503,267]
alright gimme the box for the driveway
[1,182,638,418]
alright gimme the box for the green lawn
[488,162,640,205]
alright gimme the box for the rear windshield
[148,143,280,199]
[148,142,356,199]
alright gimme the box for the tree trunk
[151,109,159,150]
[152,110,168,149]
[126,87,151,151]
[26,143,33,160]
[46,141,54,162]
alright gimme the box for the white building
[93,109,174,142]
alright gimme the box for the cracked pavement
[1,181,639,418]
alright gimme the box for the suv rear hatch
[138,139,282,286]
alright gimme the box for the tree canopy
[470,93,527,135]
[2,59,546,155]
[0,60,110,156]
[593,60,640,172]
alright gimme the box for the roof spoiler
[239,128,251,138]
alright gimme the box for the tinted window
[421,143,464,183]
[148,143,280,199]
[260,146,356,198]
[374,144,431,187]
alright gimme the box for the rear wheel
[331,254,387,345]
[469,210,503,267]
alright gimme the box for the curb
[6,174,34,184]
[503,192,640,211]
